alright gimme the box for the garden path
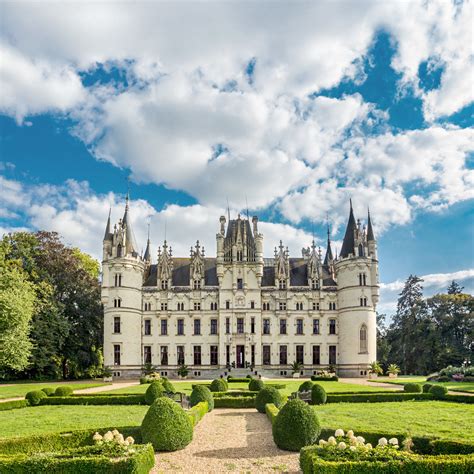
[152,408,300,473]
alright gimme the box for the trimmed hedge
[190,385,214,411]
[326,392,431,403]
[55,386,74,396]
[40,395,146,405]
[187,401,208,427]
[265,403,279,425]
[265,383,287,390]
[25,390,46,406]
[214,396,256,408]
[404,382,423,393]
[0,399,29,411]
[299,380,314,392]
[311,375,338,381]
[248,378,265,392]
[256,387,283,413]
[41,387,55,396]
[273,399,321,451]
[430,384,449,399]
[145,381,165,404]
[212,390,258,398]
[161,378,176,394]
[227,376,252,383]
[141,397,193,451]
[423,383,434,393]
[210,379,228,392]
[311,384,327,405]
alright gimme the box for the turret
[274,240,289,289]
[323,226,335,281]
[102,208,113,261]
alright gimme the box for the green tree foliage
[0,241,36,371]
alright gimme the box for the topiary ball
[162,379,176,393]
[248,378,264,392]
[422,383,433,393]
[41,387,55,396]
[55,386,73,397]
[311,384,327,405]
[145,381,165,404]
[404,383,422,393]
[190,385,214,411]
[429,384,448,399]
[141,397,193,451]
[273,398,321,451]
[255,386,283,413]
[210,379,228,392]
[25,390,47,406]
[298,380,314,392]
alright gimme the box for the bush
[187,401,208,427]
[423,383,433,393]
[248,379,264,392]
[25,390,47,406]
[438,375,450,382]
[311,384,327,405]
[210,379,228,392]
[311,375,338,381]
[141,397,193,451]
[0,400,29,411]
[39,395,146,405]
[255,387,283,413]
[404,383,422,393]
[41,387,55,396]
[430,384,449,399]
[190,385,214,411]
[327,393,432,403]
[299,381,314,392]
[161,378,176,394]
[212,391,258,398]
[145,381,165,404]
[55,386,73,397]
[214,396,256,408]
[273,399,321,451]
[265,403,279,425]
[227,377,250,383]
[464,376,474,383]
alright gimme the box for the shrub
[190,385,214,411]
[255,387,283,413]
[25,390,47,406]
[187,401,208,427]
[141,397,193,451]
[273,399,321,451]
[404,383,422,393]
[438,375,450,382]
[0,400,29,411]
[311,384,327,405]
[327,393,431,403]
[265,403,279,425]
[464,376,474,383]
[210,379,228,392]
[39,395,146,405]
[311,375,338,381]
[145,381,165,404]
[248,378,264,392]
[430,384,448,399]
[55,386,73,397]
[299,380,314,392]
[227,376,250,383]
[161,378,176,393]
[423,383,433,393]
[211,390,257,398]
[214,396,256,408]
[139,377,149,384]
[41,388,55,396]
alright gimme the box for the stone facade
[101,197,379,379]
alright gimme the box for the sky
[0,1,473,315]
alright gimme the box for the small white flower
[337,442,347,450]
[356,436,365,443]
[347,430,354,438]
[123,440,130,446]
[349,436,358,446]
[92,432,103,443]
[349,446,357,452]
[115,433,125,444]
[319,439,327,446]
[378,437,388,446]
[335,429,345,437]
[389,438,399,445]
[328,437,337,446]
[103,431,114,442]
[125,436,135,445]
[112,429,119,436]
[366,443,373,450]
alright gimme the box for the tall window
[312,319,320,335]
[360,325,368,353]
[250,317,255,334]
[311,279,319,290]
[160,346,168,365]
[263,318,270,335]
[113,317,121,334]
[312,345,320,365]
[193,279,201,290]
[329,319,336,335]
[226,300,230,309]
[114,298,121,308]
[296,302,303,310]
[279,345,288,365]
[237,318,244,334]
[193,346,202,365]
[359,273,367,286]
[225,317,230,334]
[296,319,304,335]
[194,319,201,335]
[113,344,121,365]
[114,274,122,287]
[329,302,336,310]
[161,302,168,311]
[279,319,287,334]
[279,279,287,289]
[177,319,184,335]
[161,280,168,290]
[360,297,368,307]
[329,345,337,365]
[263,302,270,311]
[210,318,218,335]
[177,346,185,365]
[194,302,201,311]
[160,319,167,336]
[210,345,218,365]
[144,319,151,336]
[251,345,255,366]
[250,300,255,309]
[177,302,184,311]
[144,346,152,364]
[226,345,230,365]
[263,345,271,365]
[237,250,243,261]
[237,278,243,290]
[210,302,217,310]
[296,345,304,364]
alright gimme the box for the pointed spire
[103,207,112,241]
[339,200,357,258]
[143,223,151,262]
[367,208,375,241]
[121,188,137,255]
[323,223,334,266]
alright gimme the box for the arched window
[360,325,368,353]
[117,244,123,257]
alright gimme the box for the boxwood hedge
[190,385,214,411]
[25,390,46,406]
[214,396,256,408]
[255,386,283,413]
[187,401,209,427]
[55,386,74,397]
[0,399,29,411]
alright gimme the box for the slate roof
[339,203,356,258]
[367,210,375,241]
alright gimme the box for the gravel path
[339,377,402,389]
[152,408,300,473]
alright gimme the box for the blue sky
[0,1,473,314]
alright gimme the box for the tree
[0,241,36,371]
[376,313,390,369]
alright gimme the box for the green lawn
[371,377,474,393]
[314,400,474,442]
[100,379,395,396]
[0,382,109,399]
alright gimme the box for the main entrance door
[236,345,245,368]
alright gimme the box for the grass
[100,379,396,396]
[0,381,109,400]
[370,377,474,393]
[314,400,474,442]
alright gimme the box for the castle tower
[334,201,379,377]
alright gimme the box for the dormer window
[279,280,286,290]
[193,280,201,290]
[161,280,168,290]
[311,279,319,290]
